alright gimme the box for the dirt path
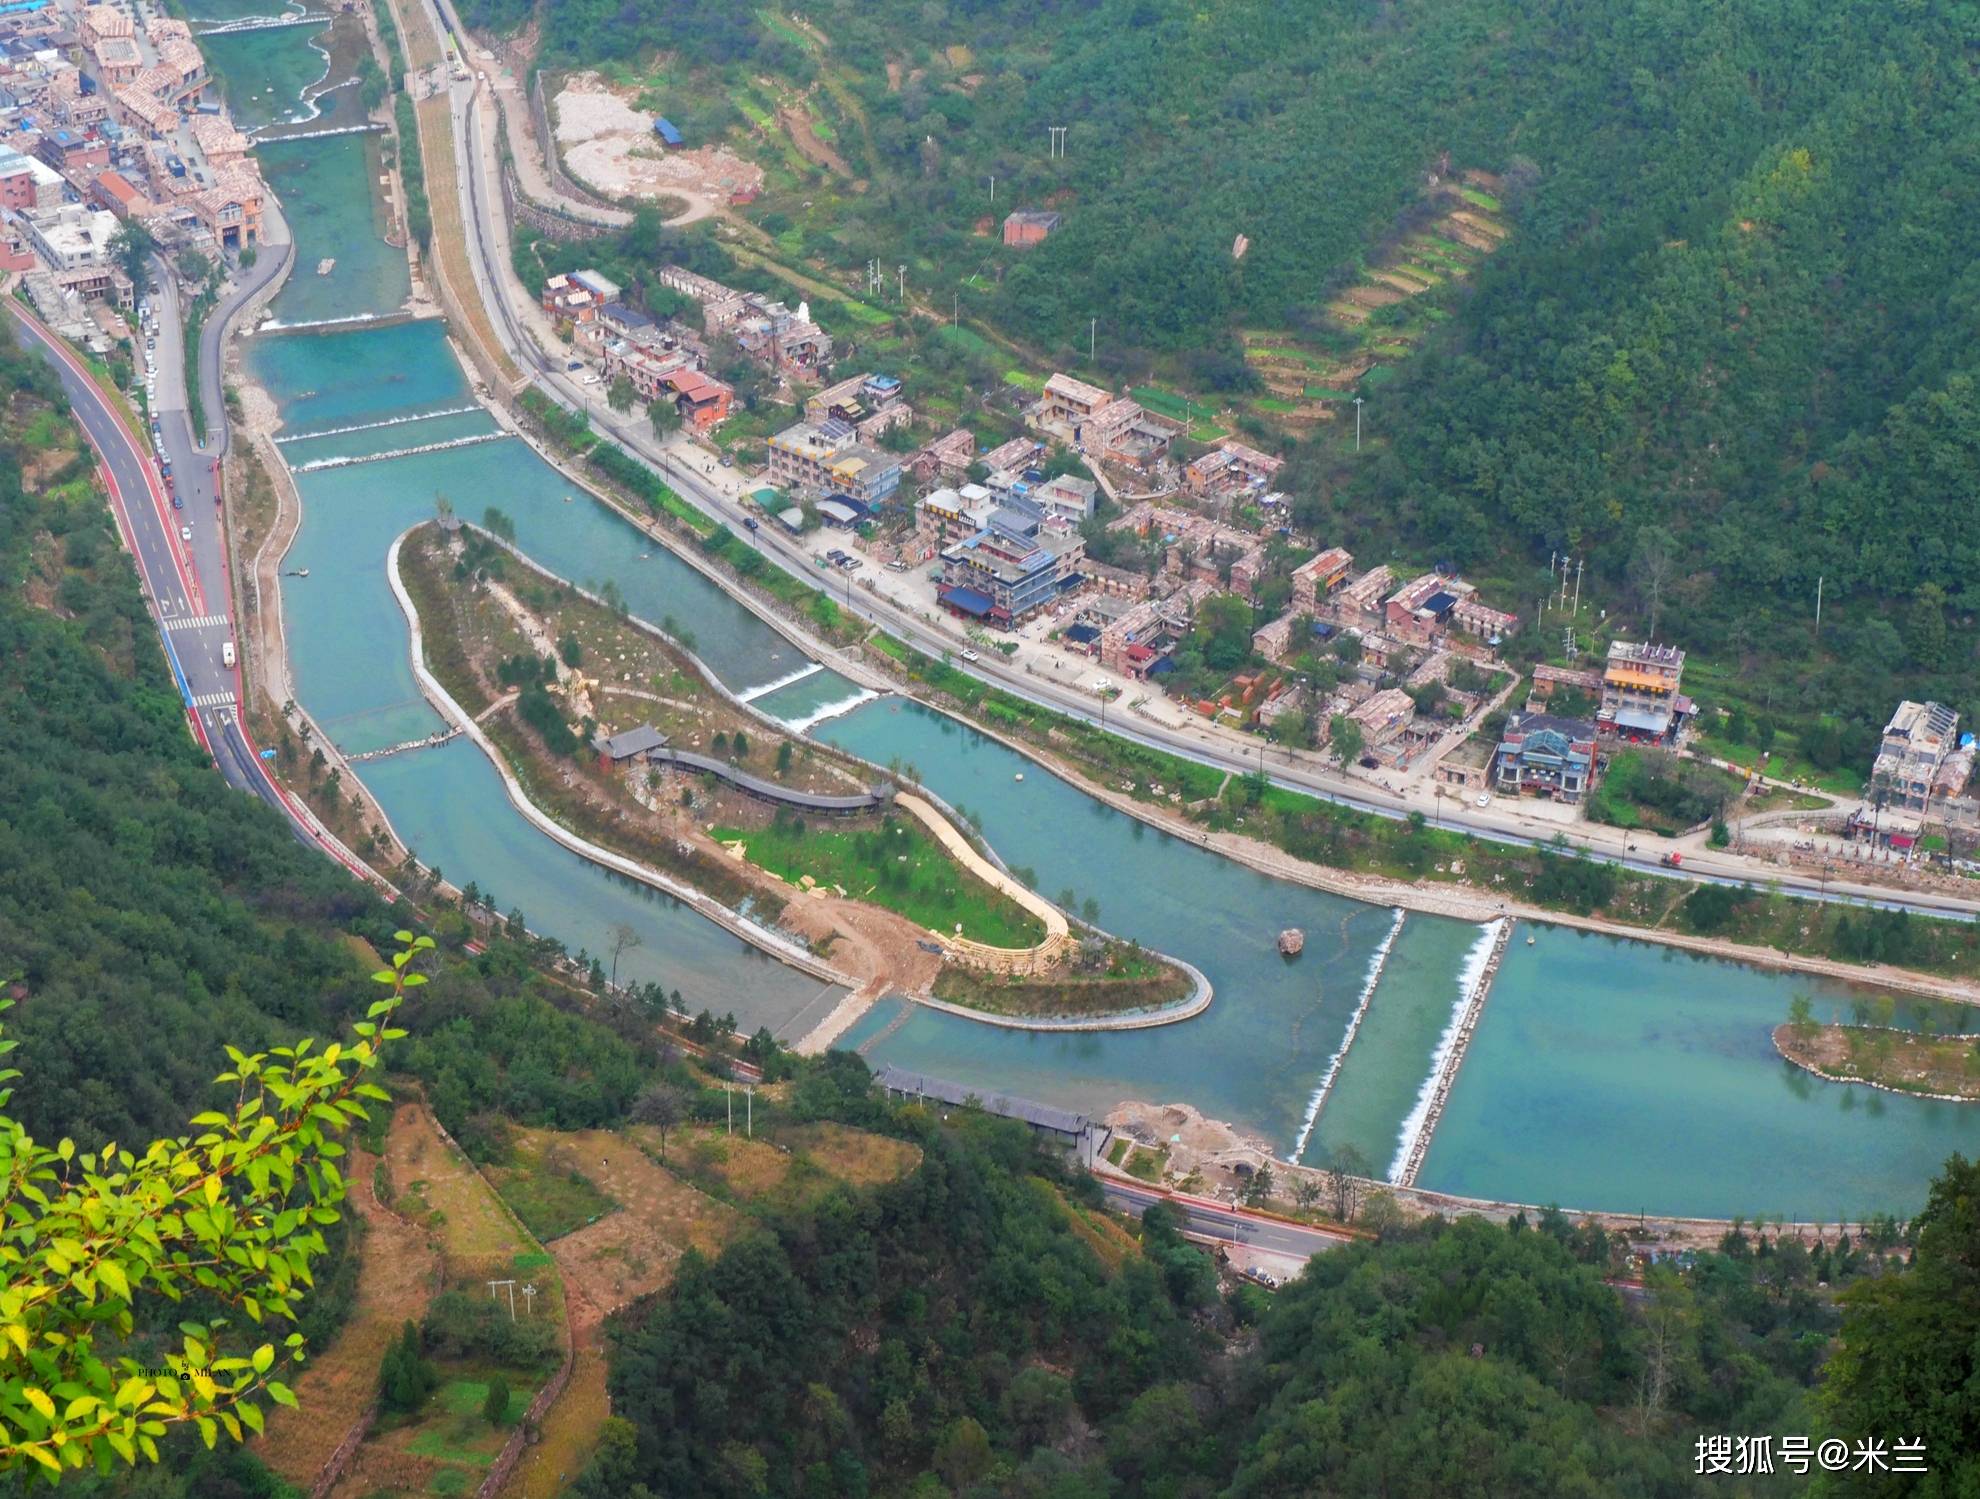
[261,1144,441,1492]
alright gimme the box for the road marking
[167,613,230,632]
[191,689,238,709]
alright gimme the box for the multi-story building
[1599,640,1687,743]
[1097,581,1210,677]
[937,507,1086,627]
[1870,700,1961,812]
[980,435,1042,475]
[21,201,116,272]
[1493,712,1599,802]
[1033,473,1097,525]
[653,265,839,378]
[1345,688,1416,755]
[915,484,997,549]
[765,418,901,506]
[541,268,618,326]
[0,143,64,208]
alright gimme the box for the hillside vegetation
[487,0,1980,756]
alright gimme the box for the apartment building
[1599,640,1688,743]
[937,507,1086,627]
[915,483,997,549]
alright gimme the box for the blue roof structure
[652,117,684,146]
[939,585,994,617]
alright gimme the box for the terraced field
[1244,171,1510,431]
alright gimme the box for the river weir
[1290,907,1406,1160]
[1390,918,1513,1185]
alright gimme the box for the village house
[1493,711,1600,803]
[1098,580,1212,678]
[1290,546,1354,613]
[654,265,836,377]
[541,268,618,327]
[1600,640,1689,743]
[1530,663,1604,705]
[1182,438,1283,503]
[765,418,902,506]
[804,370,911,442]
[1344,687,1416,759]
[1111,501,1266,598]
[1001,208,1060,248]
[1251,611,1297,662]
[906,426,974,487]
[1328,564,1395,629]
[980,435,1043,476]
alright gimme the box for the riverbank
[1774,1022,1980,1103]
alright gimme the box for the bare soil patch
[554,71,762,205]
[261,1146,440,1488]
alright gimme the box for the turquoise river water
[232,23,1974,1219]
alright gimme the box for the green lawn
[1458,186,1503,211]
[1691,730,1865,796]
[1003,368,1046,392]
[938,323,995,356]
[493,1158,617,1241]
[714,814,1046,947]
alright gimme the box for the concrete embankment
[1392,918,1514,1186]
[384,527,858,990]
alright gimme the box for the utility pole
[988,174,995,205]
[1089,316,1096,362]
[1814,574,1824,643]
[487,1279,516,1321]
[1353,396,1363,452]
[1572,558,1584,616]
[897,264,905,302]
[726,1087,732,1135]
[746,1085,753,1139]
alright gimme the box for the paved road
[433,48,1980,925]
[9,227,373,882]
[1099,1176,1349,1262]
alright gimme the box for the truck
[1659,852,1683,869]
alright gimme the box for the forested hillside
[575,1071,1980,1499]
[485,0,1980,745]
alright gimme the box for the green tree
[110,221,156,288]
[482,1373,510,1425]
[933,1416,991,1490]
[1787,992,1816,1042]
[608,376,638,414]
[1328,712,1365,769]
[379,1319,438,1414]
[648,398,682,441]
[1821,1154,1980,1493]
[0,935,423,1478]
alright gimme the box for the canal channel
[232,19,1974,1219]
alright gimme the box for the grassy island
[1774,1021,1980,1102]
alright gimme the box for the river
[232,20,1974,1219]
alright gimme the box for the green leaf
[266,1380,297,1409]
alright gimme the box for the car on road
[1475,794,1491,807]
[720,453,734,467]
[172,494,182,510]
[565,359,583,371]
[743,517,759,531]
[222,641,235,668]
[961,648,980,663]
[580,374,601,386]
[179,524,192,542]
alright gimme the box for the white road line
[167,613,230,631]
[190,689,238,709]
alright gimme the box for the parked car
[720,453,734,468]
[961,648,980,663]
[179,524,192,542]
[742,517,759,532]
[566,359,583,371]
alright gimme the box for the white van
[222,640,236,668]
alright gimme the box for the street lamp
[1353,396,1364,452]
